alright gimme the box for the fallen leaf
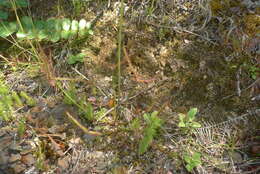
[11,163,26,174]
[48,135,64,156]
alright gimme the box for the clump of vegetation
[178,108,201,133]
[59,82,95,121]
[0,0,28,20]
[67,52,86,64]
[0,0,93,42]
[0,75,36,121]
[0,80,14,121]
[184,152,202,172]
[138,111,163,155]
[0,16,93,41]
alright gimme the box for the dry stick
[65,111,101,136]
[222,78,260,100]
[114,0,124,119]
[236,66,242,97]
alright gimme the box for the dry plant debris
[0,0,259,173]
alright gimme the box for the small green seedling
[184,152,202,172]
[18,117,26,137]
[67,52,86,64]
[20,91,36,106]
[0,82,13,121]
[178,108,201,132]
[249,66,260,80]
[138,111,163,155]
[12,91,23,107]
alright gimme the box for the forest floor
[0,0,259,174]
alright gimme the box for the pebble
[21,154,35,166]
[9,154,21,163]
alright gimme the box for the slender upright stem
[115,0,124,118]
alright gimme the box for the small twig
[38,133,65,138]
[236,66,242,97]
[222,78,260,100]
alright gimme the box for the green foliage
[178,108,201,132]
[63,84,77,105]
[184,152,202,172]
[0,78,33,121]
[138,111,163,155]
[248,65,260,80]
[0,0,93,41]
[242,63,260,80]
[80,99,94,121]
[130,117,141,131]
[17,117,26,137]
[0,10,8,20]
[67,52,86,64]
[60,82,96,121]
[0,0,29,19]
[20,91,36,106]
[12,91,23,107]
[72,0,86,16]
[0,81,13,121]
[0,16,93,42]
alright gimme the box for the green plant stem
[115,0,124,118]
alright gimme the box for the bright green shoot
[184,152,202,172]
[138,111,163,155]
[67,52,86,64]
[178,108,201,132]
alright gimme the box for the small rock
[24,166,38,174]
[9,154,21,163]
[11,162,26,174]
[0,151,9,165]
[21,154,35,166]
[57,156,69,170]
[229,151,243,163]
[251,145,260,155]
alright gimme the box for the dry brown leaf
[48,135,64,156]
